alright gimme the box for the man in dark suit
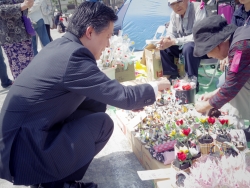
[0,2,170,188]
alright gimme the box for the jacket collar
[62,32,97,63]
[234,5,249,18]
[62,32,82,45]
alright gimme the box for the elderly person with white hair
[158,0,208,93]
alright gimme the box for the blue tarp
[114,0,172,51]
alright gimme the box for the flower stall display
[131,89,202,166]
[115,85,250,187]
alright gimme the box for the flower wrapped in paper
[99,33,135,69]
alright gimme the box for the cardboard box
[131,133,144,167]
[142,146,171,170]
[115,63,135,82]
[144,47,163,81]
[115,110,146,146]
[174,57,185,78]
[115,110,134,146]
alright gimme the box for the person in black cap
[193,15,250,126]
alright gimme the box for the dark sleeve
[63,48,156,110]
[209,40,250,109]
[77,97,107,113]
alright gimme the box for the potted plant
[215,118,233,151]
[172,147,192,173]
[170,119,197,149]
[198,116,215,155]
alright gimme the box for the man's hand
[21,0,34,11]
[157,37,175,50]
[155,77,171,91]
[195,101,213,114]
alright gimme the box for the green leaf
[165,124,170,131]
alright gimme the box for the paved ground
[0,30,153,188]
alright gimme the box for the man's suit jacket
[0,32,155,185]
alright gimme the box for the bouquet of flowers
[98,33,135,69]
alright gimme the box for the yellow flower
[179,146,189,154]
[200,117,207,124]
[169,130,176,137]
[180,132,185,137]
[181,106,188,113]
[153,112,161,119]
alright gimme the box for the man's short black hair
[67,2,118,38]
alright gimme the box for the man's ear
[85,26,94,39]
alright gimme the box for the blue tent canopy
[114,0,172,51]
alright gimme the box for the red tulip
[182,128,191,136]
[177,151,187,161]
[219,119,228,125]
[176,119,184,126]
[182,84,191,90]
[173,83,179,88]
[207,117,215,124]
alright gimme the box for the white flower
[189,147,199,156]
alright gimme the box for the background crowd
[0,0,71,88]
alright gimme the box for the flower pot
[172,160,190,173]
[198,136,214,155]
[198,135,213,144]
[216,134,231,143]
[214,134,231,152]
[175,88,195,104]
